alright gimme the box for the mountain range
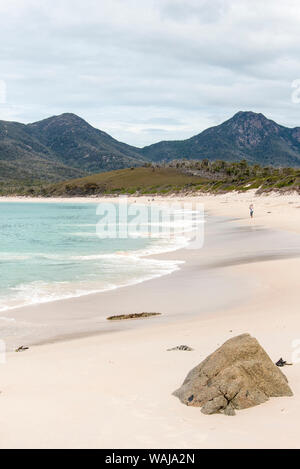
[1,111,300,183]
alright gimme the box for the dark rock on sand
[15,346,29,353]
[276,358,293,367]
[173,334,293,416]
[167,345,194,352]
[107,312,161,321]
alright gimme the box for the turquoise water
[0,202,187,311]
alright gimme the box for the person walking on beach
[249,203,254,218]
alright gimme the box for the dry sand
[0,191,300,449]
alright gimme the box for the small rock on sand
[15,346,29,353]
[167,345,194,352]
[107,312,161,321]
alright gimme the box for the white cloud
[0,80,7,104]
[0,0,300,144]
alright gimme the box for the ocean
[0,201,200,312]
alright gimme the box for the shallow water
[0,202,202,311]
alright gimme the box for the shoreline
[0,197,196,319]
[0,212,256,351]
[1,189,300,233]
[1,193,300,351]
[1,193,300,447]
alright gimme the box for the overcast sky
[1,0,300,147]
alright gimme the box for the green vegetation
[0,178,46,196]
[14,160,300,197]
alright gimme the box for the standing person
[249,203,254,218]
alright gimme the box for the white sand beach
[1,192,300,449]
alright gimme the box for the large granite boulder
[173,334,293,416]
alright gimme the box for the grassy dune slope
[4,161,300,197]
[42,167,207,196]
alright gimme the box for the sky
[1,0,300,147]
